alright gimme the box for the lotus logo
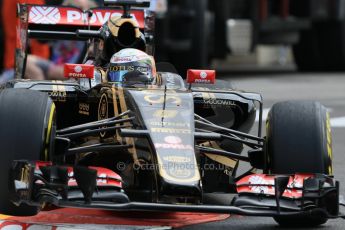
[200,71,207,79]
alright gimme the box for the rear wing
[16,4,150,78]
[26,5,145,31]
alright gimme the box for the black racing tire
[293,29,323,72]
[266,101,332,227]
[169,0,209,76]
[294,21,345,71]
[0,89,56,216]
[314,20,345,71]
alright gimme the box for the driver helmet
[107,48,156,83]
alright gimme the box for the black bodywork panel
[2,72,258,200]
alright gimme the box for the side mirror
[64,64,95,79]
[186,69,216,85]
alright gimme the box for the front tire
[0,89,56,216]
[266,101,332,227]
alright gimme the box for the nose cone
[129,89,202,198]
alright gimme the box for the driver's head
[107,48,156,83]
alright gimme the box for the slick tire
[293,29,323,71]
[266,101,332,227]
[314,20,345,71]
[169,0,209,76]
[0,89,56,216]
[294,21,345,71]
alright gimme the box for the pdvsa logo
[29,6,61,24]
[155,136,193,150]
[200,71,207,79]
[74,65,83,73]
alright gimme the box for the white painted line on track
[255,108,345,128]
[331,116,345,128]
[255,109,270,122]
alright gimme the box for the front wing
[9,161,344,220]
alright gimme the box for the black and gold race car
[0,0,343,227]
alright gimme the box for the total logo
[155,136,193,150]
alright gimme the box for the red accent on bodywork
[236,174,314,199]
[186,69,216,84]
[66,166,122,188]
[64,64,95,79]
[35,162,122,188]
[27,6,145,29]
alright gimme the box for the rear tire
[0,89,56,216]
[294,21,345,71]
[314,20,345,71]
[169,0,209,76]
[293,29,323,71]
[266,101,332,227]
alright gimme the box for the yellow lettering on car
[153,110,178,118]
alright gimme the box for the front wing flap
[10,161,129,206]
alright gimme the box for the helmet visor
[107,70,129,82]
[107,62,152,83]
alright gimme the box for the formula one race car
[0,0,343,227]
